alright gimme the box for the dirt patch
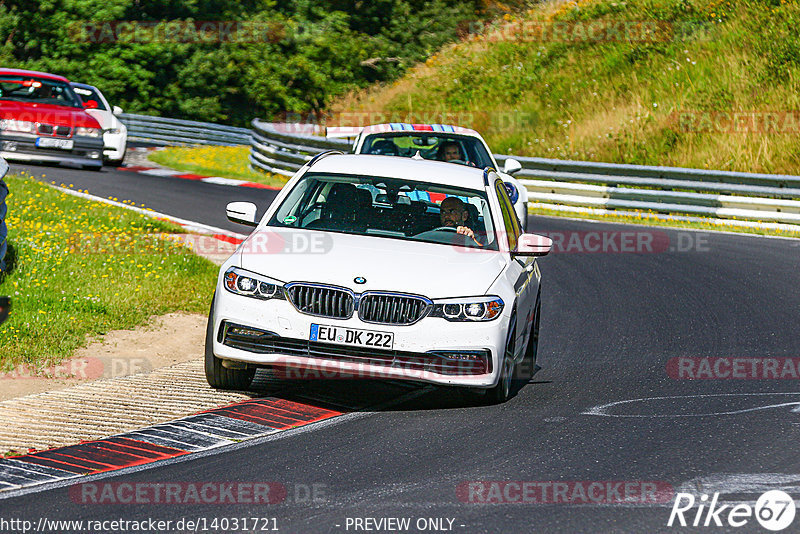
[0,312,206,402]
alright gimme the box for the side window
[495,180,521,251]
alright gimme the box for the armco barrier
[118,113,251,146]
[0,157,8,272]
[241,121,800,226]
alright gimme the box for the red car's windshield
[0,75,83,108]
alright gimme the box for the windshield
[268,172,498,250]
[360,133,495,168]
[0,75,83,108]
[71,86,108,111]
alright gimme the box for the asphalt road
[2,161,800,533]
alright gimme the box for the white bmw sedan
[207,154,551,403]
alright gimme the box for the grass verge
[148,145,288,188]
[0,175,218,372]
[529,206,800,239]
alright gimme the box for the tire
[484,323,517,405]
[204,294,255,390]
[519,290,541,382]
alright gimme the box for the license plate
[36,138,74,150]
[310,324,394,349]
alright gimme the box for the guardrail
[248,123,800,226]
[249,119,349,177]
[494,155,800,225]
[1,157,8,272]
[118,113,251,146]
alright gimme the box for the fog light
[2,141,17,151]
[89,151,101,159]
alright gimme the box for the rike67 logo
[668,490,796,531]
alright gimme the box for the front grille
[222,323,489,376]
[358,293,430,325]
[286,283,354,319]
[37,124,72,137]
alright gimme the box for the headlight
[430,296,504,322]
[75,127,102,138]
[104,128,121,135]
[223,267,285,301]
[0,119,36,134]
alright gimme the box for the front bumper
[0,133,104,167]
[211,288,509,388]
[103,131,127,161]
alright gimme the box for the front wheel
[484,324,516,404]
[204,295,255,390]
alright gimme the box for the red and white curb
[120,165,281,191]
[0,398,343,492]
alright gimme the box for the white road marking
[201,176,248,186]
[583,392,800,418]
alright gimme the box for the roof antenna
[412,151,423,160]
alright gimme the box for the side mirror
[112,105,123,115]
[503,158,522,175]
[226,202,258,227]
[0,296,10,326]
[513,233,552,257]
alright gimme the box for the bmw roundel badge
[354,276,366,284]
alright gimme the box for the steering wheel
[430,226,459,232]
[447,159,468,166]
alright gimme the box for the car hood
[0,101,101,128]
[237,228,507,299]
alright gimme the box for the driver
[437,141,463,163]
[439,196,482,246]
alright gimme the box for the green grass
[149,145,288,188]
[333,0,800,175]
[0,175,218,372]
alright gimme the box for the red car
[0,68,104,169]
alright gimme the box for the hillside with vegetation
[332,0,800,174]
[0,0,517,125]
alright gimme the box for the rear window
[71,86,108,111]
